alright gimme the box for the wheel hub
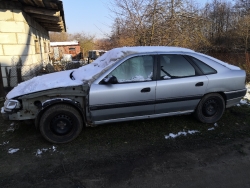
[50,114,73,135]
[57,121,67,129]
[203,99,218,117]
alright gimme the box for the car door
[89,55,157,123]
[155,54,209,114]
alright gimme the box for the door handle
[141,87,151,92]
[195,82,204,87]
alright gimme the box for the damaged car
[1,46,247,143]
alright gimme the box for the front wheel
[195,93,225,123]
[39,104,83,144]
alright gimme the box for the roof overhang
[0,0,66,32]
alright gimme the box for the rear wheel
[39,104,83,144]
[195,93,225,123]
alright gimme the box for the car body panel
[89,81,156,121]
[155,75,209,114]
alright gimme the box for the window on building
[44,42,47,53]
[69,47,76,51]
[35,40,40,54]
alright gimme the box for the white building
[0,0,66,90]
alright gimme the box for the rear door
[155,54,209,114]
[89,55,157,122]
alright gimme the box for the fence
[0,60,84,97]
[0,62,44,97]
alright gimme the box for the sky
[61,0,211,39]
[62,0,112,38]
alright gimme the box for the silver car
[1,46,247,143]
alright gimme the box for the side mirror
[102,76,118,84]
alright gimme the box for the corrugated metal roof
[50,41,79,46]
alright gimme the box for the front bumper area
[1,107,9,120]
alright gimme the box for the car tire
[39,104,83,144]
[195,93,225,123]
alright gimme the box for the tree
[49,32,69,42]
[109,0,209,50]
[68,32,96,57]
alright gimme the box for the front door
[89,55,156,123]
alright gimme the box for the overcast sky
[61,0,212,39]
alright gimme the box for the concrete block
[0,55,13,66]
[0,9,14,21]
[17,33,32,44]
[3,44,33,56]
[0,45,3,56]
[0,33,17,44]
[21,55,33,66]
[0,21,25,33]
[24,23,31,34]
[33,54,43,64]
[13,9,25,22]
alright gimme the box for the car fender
[35,98,86,129]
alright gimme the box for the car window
[189,56,217,75]
[108,55,154,83]
[160,55,196,79]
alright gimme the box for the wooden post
[0,63,5,98]
[246,52,250,70]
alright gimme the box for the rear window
[190,56,217,75]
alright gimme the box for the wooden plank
[0,1,22,9]
[42,0,58,9]
[32,0,45,7]
[22,0,35,6]
[23,6,60,16]
[34,18,60,25]
[49,2,58,9]
[41,22,64,27]
[44,26,64,32]
[31,13,62,22]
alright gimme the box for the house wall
[0,5,50,87]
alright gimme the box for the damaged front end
[2,99,22,120]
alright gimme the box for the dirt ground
[1,101,250,188]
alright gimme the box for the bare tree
[68,32,96,57]
[109,0,209,49]
[49,32,69,42]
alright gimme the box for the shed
[50,41,82,61]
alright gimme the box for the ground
[0,100,250,188]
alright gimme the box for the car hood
[6,70,83,99]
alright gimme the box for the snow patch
[0,141,9,146]
[165,130,199,139]
[208,127,215,131]
[35,146,57,157]
[8,148,19,154]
